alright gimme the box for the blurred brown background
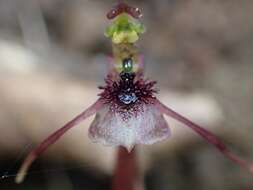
[0,0,252,189]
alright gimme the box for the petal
[155,99,253,173]
[88,104,170,151]
[15,100,103,183]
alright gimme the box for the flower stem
[112,147,139,190]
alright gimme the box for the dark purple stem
[15,100,104,183]
[112,147,139,190]
[155,100,253,173]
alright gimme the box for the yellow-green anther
[112,30,139,44]
[105,13,145,44]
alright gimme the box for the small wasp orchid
[16,2,253,184]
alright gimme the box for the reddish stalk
[112,147,139,190]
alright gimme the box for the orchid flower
[16,2,253,184]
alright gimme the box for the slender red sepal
[155,100,253,173]
[15,100,104,183]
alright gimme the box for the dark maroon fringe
[99,74,157,106]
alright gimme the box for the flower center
[99,71,157,114]
[118,92,138,104]
[117,72,138,105]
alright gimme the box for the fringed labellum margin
[16,2,252,184]
[89,72,170,151]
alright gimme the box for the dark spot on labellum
[118,93,138,104]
